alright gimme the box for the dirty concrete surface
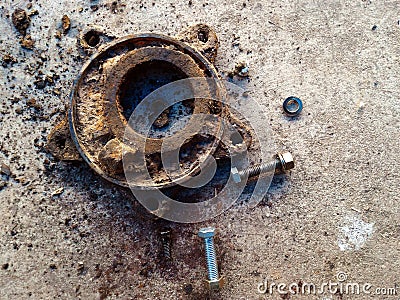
[0,0,399,299]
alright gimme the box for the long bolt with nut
[231,152,294,183]
[198,227,225,291]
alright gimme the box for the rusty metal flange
[48,25,232,189]
[47,24,258,191]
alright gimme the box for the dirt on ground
[0,1,399,299]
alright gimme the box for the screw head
[231,167,241,183]
[198,227,215,238]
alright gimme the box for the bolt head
[278,152,295,171]
[206,276,225,291]
[231,167,241,183]
[198,227,215,238]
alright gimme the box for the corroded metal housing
[48,25,248,189]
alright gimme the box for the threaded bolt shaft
[203,237,219,281]
[238,159,277,179]
[231,152,295,183]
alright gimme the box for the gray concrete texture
[0,0,399,299]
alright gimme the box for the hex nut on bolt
[277,152,295,171]
[231,167,241,183]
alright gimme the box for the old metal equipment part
[47,24,239,189]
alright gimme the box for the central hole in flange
[118,60,194,138]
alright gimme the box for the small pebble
[1,163,11,176]
[55,30,62,40]
[20,35,35,50]
[26,98,36,107]
[12,8,31,35]
[0,181,6,190]
[15,177,29,185]
[28,10,39,17]
[52,187,64,196]
[358,100,365,111]
[62,15,71,33]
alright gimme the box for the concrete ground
[0,0,399,299]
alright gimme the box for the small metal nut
[207,276,225,291]
[231,167,241,183]
[277,152,295,171]
[283,96,303,117]
[198,227,215,239]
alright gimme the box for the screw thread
[238,159,277,179]
[160,230,172,260]
[204,238,219,281]
[162,240,171,260]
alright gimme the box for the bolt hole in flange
[197,29,209,43]
[118,60,195,138]
[83,30,101,47]
[230,131,244,145]
[55,137,66,149]
[178,134,215,169]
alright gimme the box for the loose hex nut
[283,96,303,117]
